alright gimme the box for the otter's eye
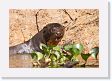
[51,27,57,33]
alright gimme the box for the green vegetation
[31,43,99,68]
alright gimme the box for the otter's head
[43,23,65,45]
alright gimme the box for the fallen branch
[35,9,42,32]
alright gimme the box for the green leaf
[63,44,73,51]
[81,53,91,61]
[53,46,61,51]
[89,47,99,59]
[43,48,50,55]
[50,54,57,61]
[54,51,61,59]
[73,43,83,54]
[63,44,83,57]
[31,52,38,60]
[40,43,47,50]
[70,48,80,57]
[34,52,44,60]
[60,56,67,64]
[48,45,55,50]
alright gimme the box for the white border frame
[0,0,108,78]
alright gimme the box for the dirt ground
[9,9,99,68]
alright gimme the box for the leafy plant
[89,47,99,60]
[81,47,99,67]
[31,43,99,68]
[63,44,83,60]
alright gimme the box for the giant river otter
[9,23,65,55]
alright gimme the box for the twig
[62,9,74,21]
[35,9,42,32]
